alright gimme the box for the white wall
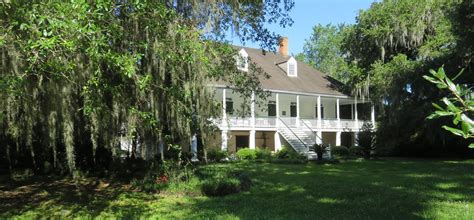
[300,96,316,118]
[322,98,336,119]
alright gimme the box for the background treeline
[298,0,473,156]
[0,0,293,175]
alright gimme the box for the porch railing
[216,116,364,130]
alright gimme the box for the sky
[231,0,376,55]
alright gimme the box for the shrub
[311,143,329,160]
[349,146,364,157]
[357,122,376,158]
[236,148,257,160]
[331,146,349,156]
[201,177,241,197]
[231,171,252,191]
[255,148,272,160]
[207,149,228,162]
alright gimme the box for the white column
[317,96,321,128]
[371,104,376,126]
[222,89,227,127]
[354,97,358,121]
[336,98,341,129]
[296,95,300,127]
[249,130,256,149]
[221,130,228,151]
[274,132,281,152]
[316,131,323,144]
[336,131,341,146]
[354,97,359,131]
[276,93,280,127]
[316,95,322,144]
[250,91,256,149]
[251,91,255,127]
[221,89,228,151]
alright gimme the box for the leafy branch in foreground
[423,67,474,147]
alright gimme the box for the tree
[0,1,293,175]
[300,24,351,83]
[338,0,472,156]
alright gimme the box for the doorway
[236,135,249,150]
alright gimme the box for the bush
[331,146,349,156]
[207,149,228,162]
[255,148,272,160]
[349,146,364,157]
[201,177,241,197]
[357,122,376,158]
[275,146,296,159]
[236,148,257,160]
[311,143,329,160]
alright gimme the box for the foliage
[349,146,364,157]
[275,146,305,160]
[331,146,350,156]
[299,24,352,83]
[236,148,257,160]
[357,122,376,158]
[0,1,293,175]
[207,149,228,162]
[311,143,329,161]
[197,165,252,197]
[255,148,272,160]
[300,0,473,155]
[201,177,241,197]
[423,67,474,146]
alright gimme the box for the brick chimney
[278,37,289,57]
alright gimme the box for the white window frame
[287,57,297,77]
[236,49,249,72]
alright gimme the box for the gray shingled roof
[214,46,348,97]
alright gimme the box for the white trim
[287,57,298,77]
[236,49,249,72]
[211,85,352,99]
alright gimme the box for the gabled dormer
[235,48,249,72]
[277,57,298,77]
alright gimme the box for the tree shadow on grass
[186,159,474,219]
[0,176,153,218]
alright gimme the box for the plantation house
[208,38,375,159]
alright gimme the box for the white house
[208,37,375,159]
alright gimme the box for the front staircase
[277,118,328,160]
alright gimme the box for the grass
[1,158,474,219]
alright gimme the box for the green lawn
[1,158,474,219]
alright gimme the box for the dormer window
[287,57,297,77]
[236,49,249,72]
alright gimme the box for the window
[288,63,296,76]
[286,57,297,77]
[226,98,234,115]
[268,101,276,117]
[236,49,248,71]
[290,102,297,117]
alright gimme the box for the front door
[236,135,249,150]
[290,102,297,117]
[268,101,276,117]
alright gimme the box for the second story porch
[214,87,375,132]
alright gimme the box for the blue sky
[231,0,376,55]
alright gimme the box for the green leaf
[442,126,464,137]
[469,143,474,148]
